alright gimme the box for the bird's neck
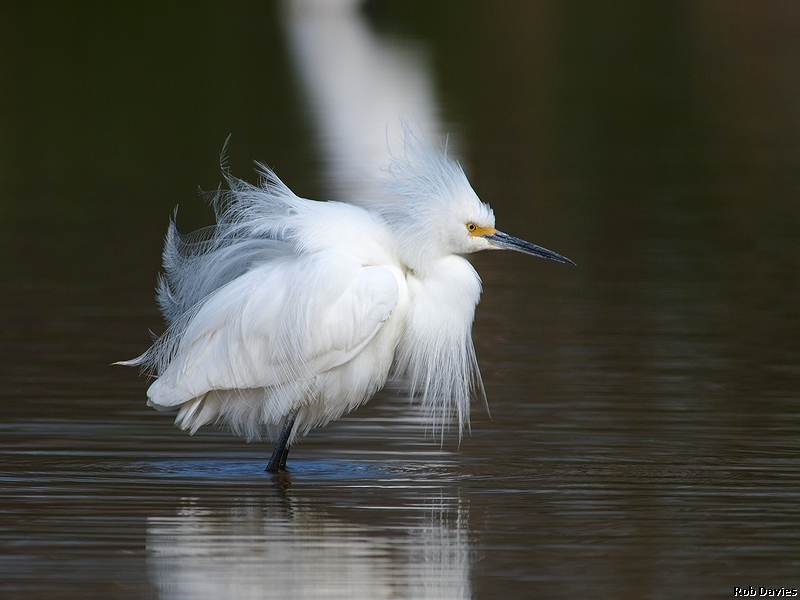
[393,255,483,436]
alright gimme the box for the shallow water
[2,2,800,598]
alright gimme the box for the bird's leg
[266,412,297,473]
[278,437,291,471]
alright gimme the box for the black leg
[266,413,297,473]
[278,439,291,470]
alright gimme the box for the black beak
[485,231,576,266]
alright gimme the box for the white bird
[120,130,574,473]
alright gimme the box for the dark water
[2,2,799,598]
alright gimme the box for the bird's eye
[466,222,478,232]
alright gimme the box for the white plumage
[121,129,574,472]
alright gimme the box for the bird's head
[383,124,575,270]
[448,196,575,266]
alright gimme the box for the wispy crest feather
[377,123,494,272]
[382,123,473,206]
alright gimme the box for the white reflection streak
[408,495,471,599]
[147,495,470,599]
[283,0,444,205]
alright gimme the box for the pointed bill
[485,231,576,266]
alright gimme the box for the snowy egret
[120,130,574,473]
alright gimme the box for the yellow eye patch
[466,222,496,237]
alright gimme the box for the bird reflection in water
[146,476,471,599]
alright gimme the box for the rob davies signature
[734,589,798,597]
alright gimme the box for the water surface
[1,2,799,598]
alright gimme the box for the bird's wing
[147,252,400,407]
